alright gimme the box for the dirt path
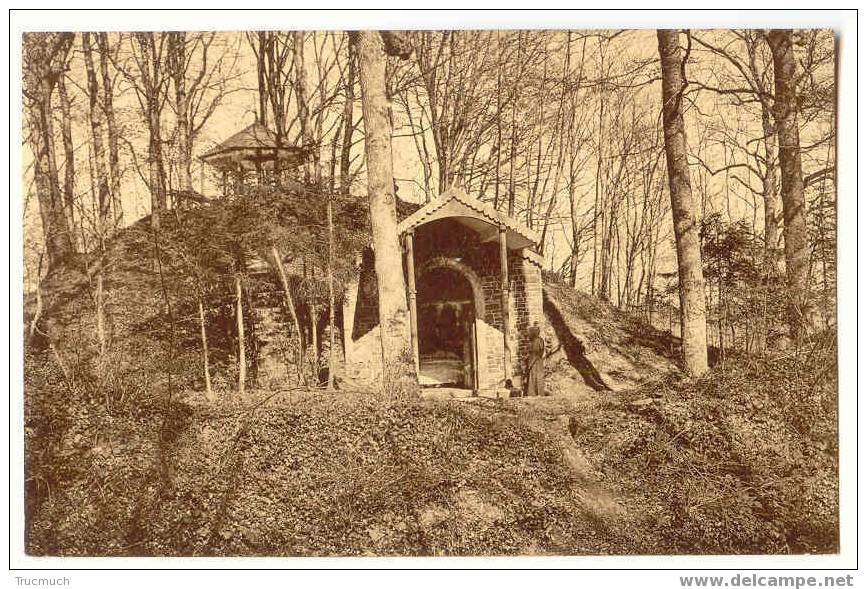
[459,391,632,552]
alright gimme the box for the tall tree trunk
[356,31,413,382]
[327,120,342,391]
[148,106,167,230]
[295,32,321,385]
[134,32,167,231]
[96,33,123,228]
[591,39,606,297]
[83,32,112,378]
[56,73,77,246]
[23,32,76,270]
[256,31,268,127]
[198,297,215,401]
[756,103,779,353]
[168,32,194,193]
[767,29,810,344]
[340,35,356,196]
[759,104,781,258]
[235,274,247,394]
[294,31,314,182]
[657,29,709,377]
[82,33,111,248]
[309,293,319,383]
[326,197,336,390]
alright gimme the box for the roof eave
[397,187,541,250]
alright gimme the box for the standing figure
[524,322,546,396]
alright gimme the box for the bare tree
[82,32,114,365]
[767,29,810,343]
[657,29,709,376]
[691,30,782,261]
[247,32,296,145]
[23,32,77,269]
[82,33,111,245]
[167,32,241,196]
[113,32,171,230]
[56,70,78,247]
[96,33,123,228]
[357,30,414,382]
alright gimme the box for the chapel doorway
[416,266,478,390]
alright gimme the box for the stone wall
[342,250,383,384]
[245,267,349,389]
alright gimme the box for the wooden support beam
[499,225,512,383]
[405,230,420,373]
[236,162,244,194]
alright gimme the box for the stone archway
[418,256,486,313]
[415,257,485,390]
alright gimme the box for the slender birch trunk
[235,274,247,394]
[271,246,306,385]
[57,74,77,246]
[198,297,214,401]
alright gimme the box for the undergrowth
[570,332,838,554]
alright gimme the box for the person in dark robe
[524,322,546,396]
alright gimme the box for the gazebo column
[255,159,264,185]
[405,230,420,373]
[235,163,244,194]
[499,225,513,383]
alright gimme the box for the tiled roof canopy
[199,122,308,171]
[397,187,542,260]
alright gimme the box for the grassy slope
[542,282,679,394]
[572,341,838,554]
[26,391,629,556]
[26,338,837,555]
[23,220,837,556]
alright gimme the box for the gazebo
[199,121,309,195]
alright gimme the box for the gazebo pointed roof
[199,121,308,171]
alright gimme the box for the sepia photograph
[9,8,856,574]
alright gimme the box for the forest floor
[25,342,838,556]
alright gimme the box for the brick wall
[513,253,544,375]
[343,220,544,393]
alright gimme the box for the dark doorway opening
[417,266,477,390]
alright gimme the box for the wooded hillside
[21,27,838,557]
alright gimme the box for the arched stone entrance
[416,257,484,390]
